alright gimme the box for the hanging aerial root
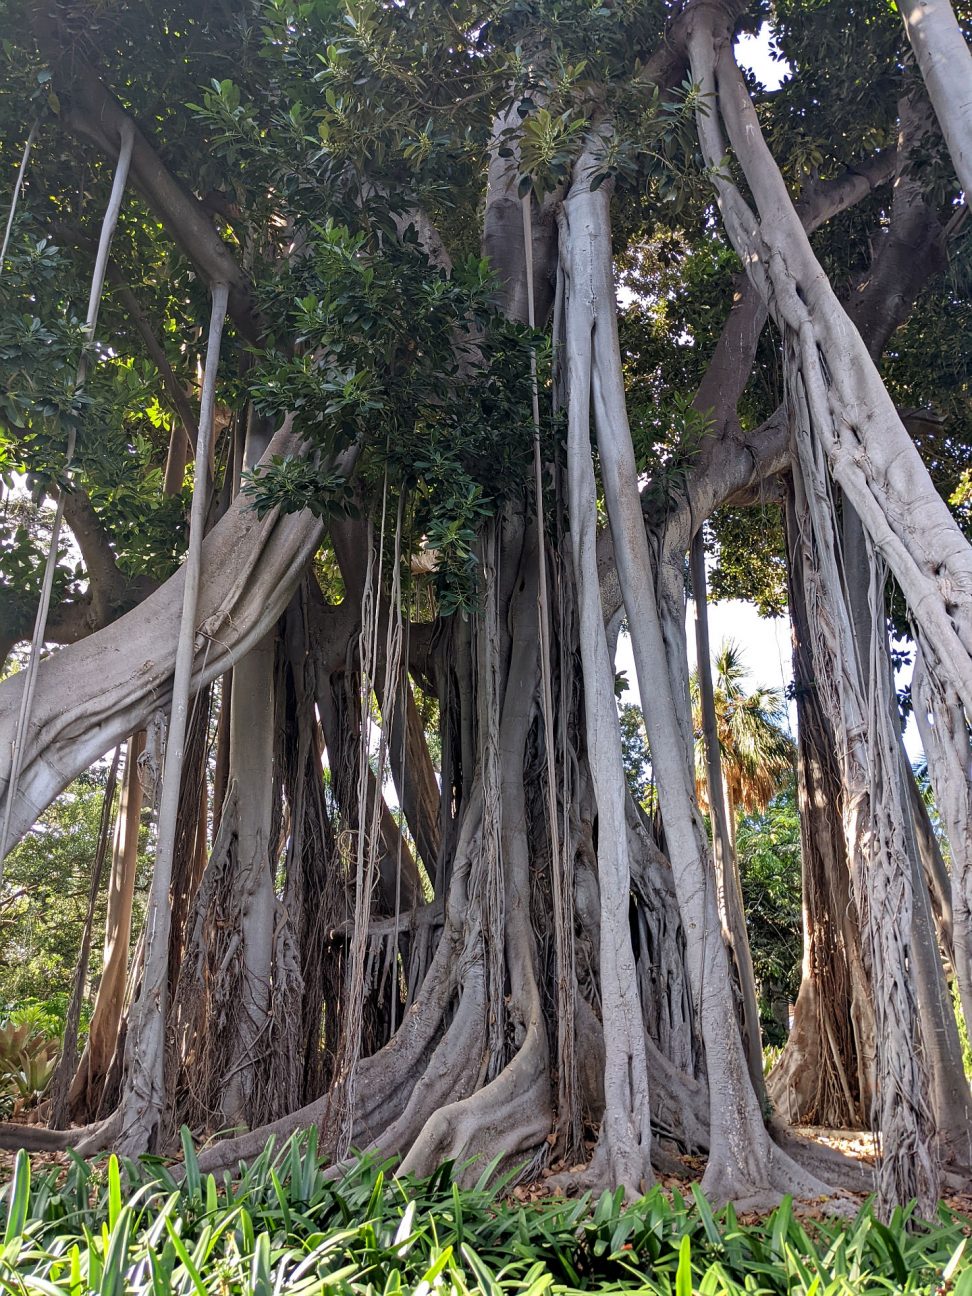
[0,119,134,872]
[110,281,229,1159]
[522,193,581,1161]
[0,119,39,276]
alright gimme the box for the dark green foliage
[707,508,789,619]
[0,770,148,1009]
[737,782,803,1044]
[0,1138,969,1293]
[239,218,538,613]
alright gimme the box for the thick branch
[33,7,261,341]
[0,420,327,852]
[61,487,153,619]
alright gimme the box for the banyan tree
[2,0,972,1219]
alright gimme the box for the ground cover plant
[1,1135,971,1296]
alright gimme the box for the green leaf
[676,1232,693,1296]
[3,1150,29,1248]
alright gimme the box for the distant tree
[736,782,803,1045]
[691,640,794,851]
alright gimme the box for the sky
[735,24,790,90]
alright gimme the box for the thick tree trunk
[769,500,875,1129]
[217,631,277,1129]
[787,385,939,1216]
[560,164,654,1197]
[684,8,961,1211]
[844,481,972,1167]
[559,145,824,1207]
[217,410,280,1130]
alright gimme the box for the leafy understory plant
[0,1134,969,1295]
[0,1021,58,1117]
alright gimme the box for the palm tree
[690,639,794,853]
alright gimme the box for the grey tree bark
[103,283,229,1158]
[559,142,825,1207]
[899,0,972,201]
[690,533,764,1099]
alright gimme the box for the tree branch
[106,266,200,446]
[32,5,262,342]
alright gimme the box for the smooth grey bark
[686,9,972,724]
[690,533,764,1099]
[559,168,654,1194]
[219,413,279,1130]
[900,0,972,201]
[0,421,329,851]
[560,145,824,1207]
[684,10,962,1211]
[217,631,277,1129]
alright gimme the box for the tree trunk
[215,408,280,1130]
[843,495,972,1166]
[217,630,277,1129]
[558,158,657,1196]
[559,143,824,1208]
[787,380,939,1216]
[768,497,875,1129]
[690,533,764,1098]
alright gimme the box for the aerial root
[767,1118,875,1192]
[398,1038,551,1183]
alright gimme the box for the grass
[0,1129,969,1294]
